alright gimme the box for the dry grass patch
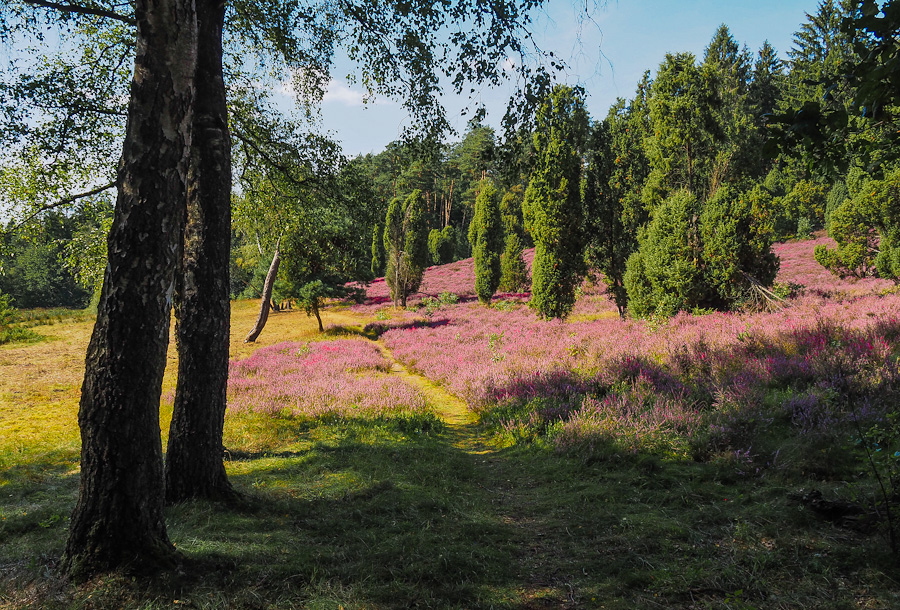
[0,299,363,458]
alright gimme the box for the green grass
[0,326,42,346]
[12,308,91,326]
[3,411,900,609]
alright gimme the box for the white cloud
[278,73,392,108]
[322,80,367,106]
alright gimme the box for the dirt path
[316,306,500,458]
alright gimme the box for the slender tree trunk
[312,302,323,332]
[165,0,235,504]
[63,0,197,579]
[245,241,280,342]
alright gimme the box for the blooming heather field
[228,339,430,419]
[235,236,900,464]
[353,237,900,461]
[351,248,536,313]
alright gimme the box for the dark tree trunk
[63,0,196,579]
[165,0,235,504]
[244,242,280,342]
[312,302,323,332]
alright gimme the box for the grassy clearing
[2,297,900,608]
[5,413,897,609]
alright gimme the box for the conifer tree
[749,41,785,119]
[469,180,503,304]
[702,25,762,185]
[583,120,631,318]
[383,190,428,308]
[643,53,721,206]
[523,85,590,319]
[371,222,385,277]
[499,185,529,293]
[428,226,456,265]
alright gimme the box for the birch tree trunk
[165,0,235,504]
[244,240,281,342]
[63,0,197,578]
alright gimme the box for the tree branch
[6,180,116,233]
[22,0,135,25]
[232,127,312,189]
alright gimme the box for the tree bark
[244,241,280,342]
[312,301,323,332]
[63,0,196,579]
[165,0,235,504]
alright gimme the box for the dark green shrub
[701,186,779,304]
[371,223,385,277]
[625,187,779,318]
[499,232,529,293]
[815,168,900,281]
[428,225,456,266]
[498,185,529,293]
[468,180,503,304]
[383,190,429,307]
[624,190,708,318]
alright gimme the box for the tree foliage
[498,185,529,293]
[775,179,828,237]
[0,211,91,309]
[428,225,456,266]
[625,191,708,318]
[643,53,721,204]
[371,223,385,277]
[815,167,900,280]
[701,186,780,302]
[384,190,429,308]
[625,187,779,318]
[468,180,503,304]
[523,85,589,319]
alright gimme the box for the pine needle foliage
[383,190,429,308]
[468,180,504,304]
[523,85,590,319]
[371,222,385,277]
[499,185,529,293]
[428,225,456,266]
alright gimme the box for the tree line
[357,0,900,319]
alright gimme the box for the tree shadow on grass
[152,426,801,610]
[2,417,896,609]
[154,428,521,608]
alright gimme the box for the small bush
[428,226,456,266]
[0,293,40,345]
[796,216,813,240]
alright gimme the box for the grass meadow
[2,236,900,609]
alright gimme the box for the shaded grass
[3,414,899,609]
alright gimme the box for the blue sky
[300,0,822,156]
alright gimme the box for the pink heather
[228,339,430,418]
[238,237,900,455]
